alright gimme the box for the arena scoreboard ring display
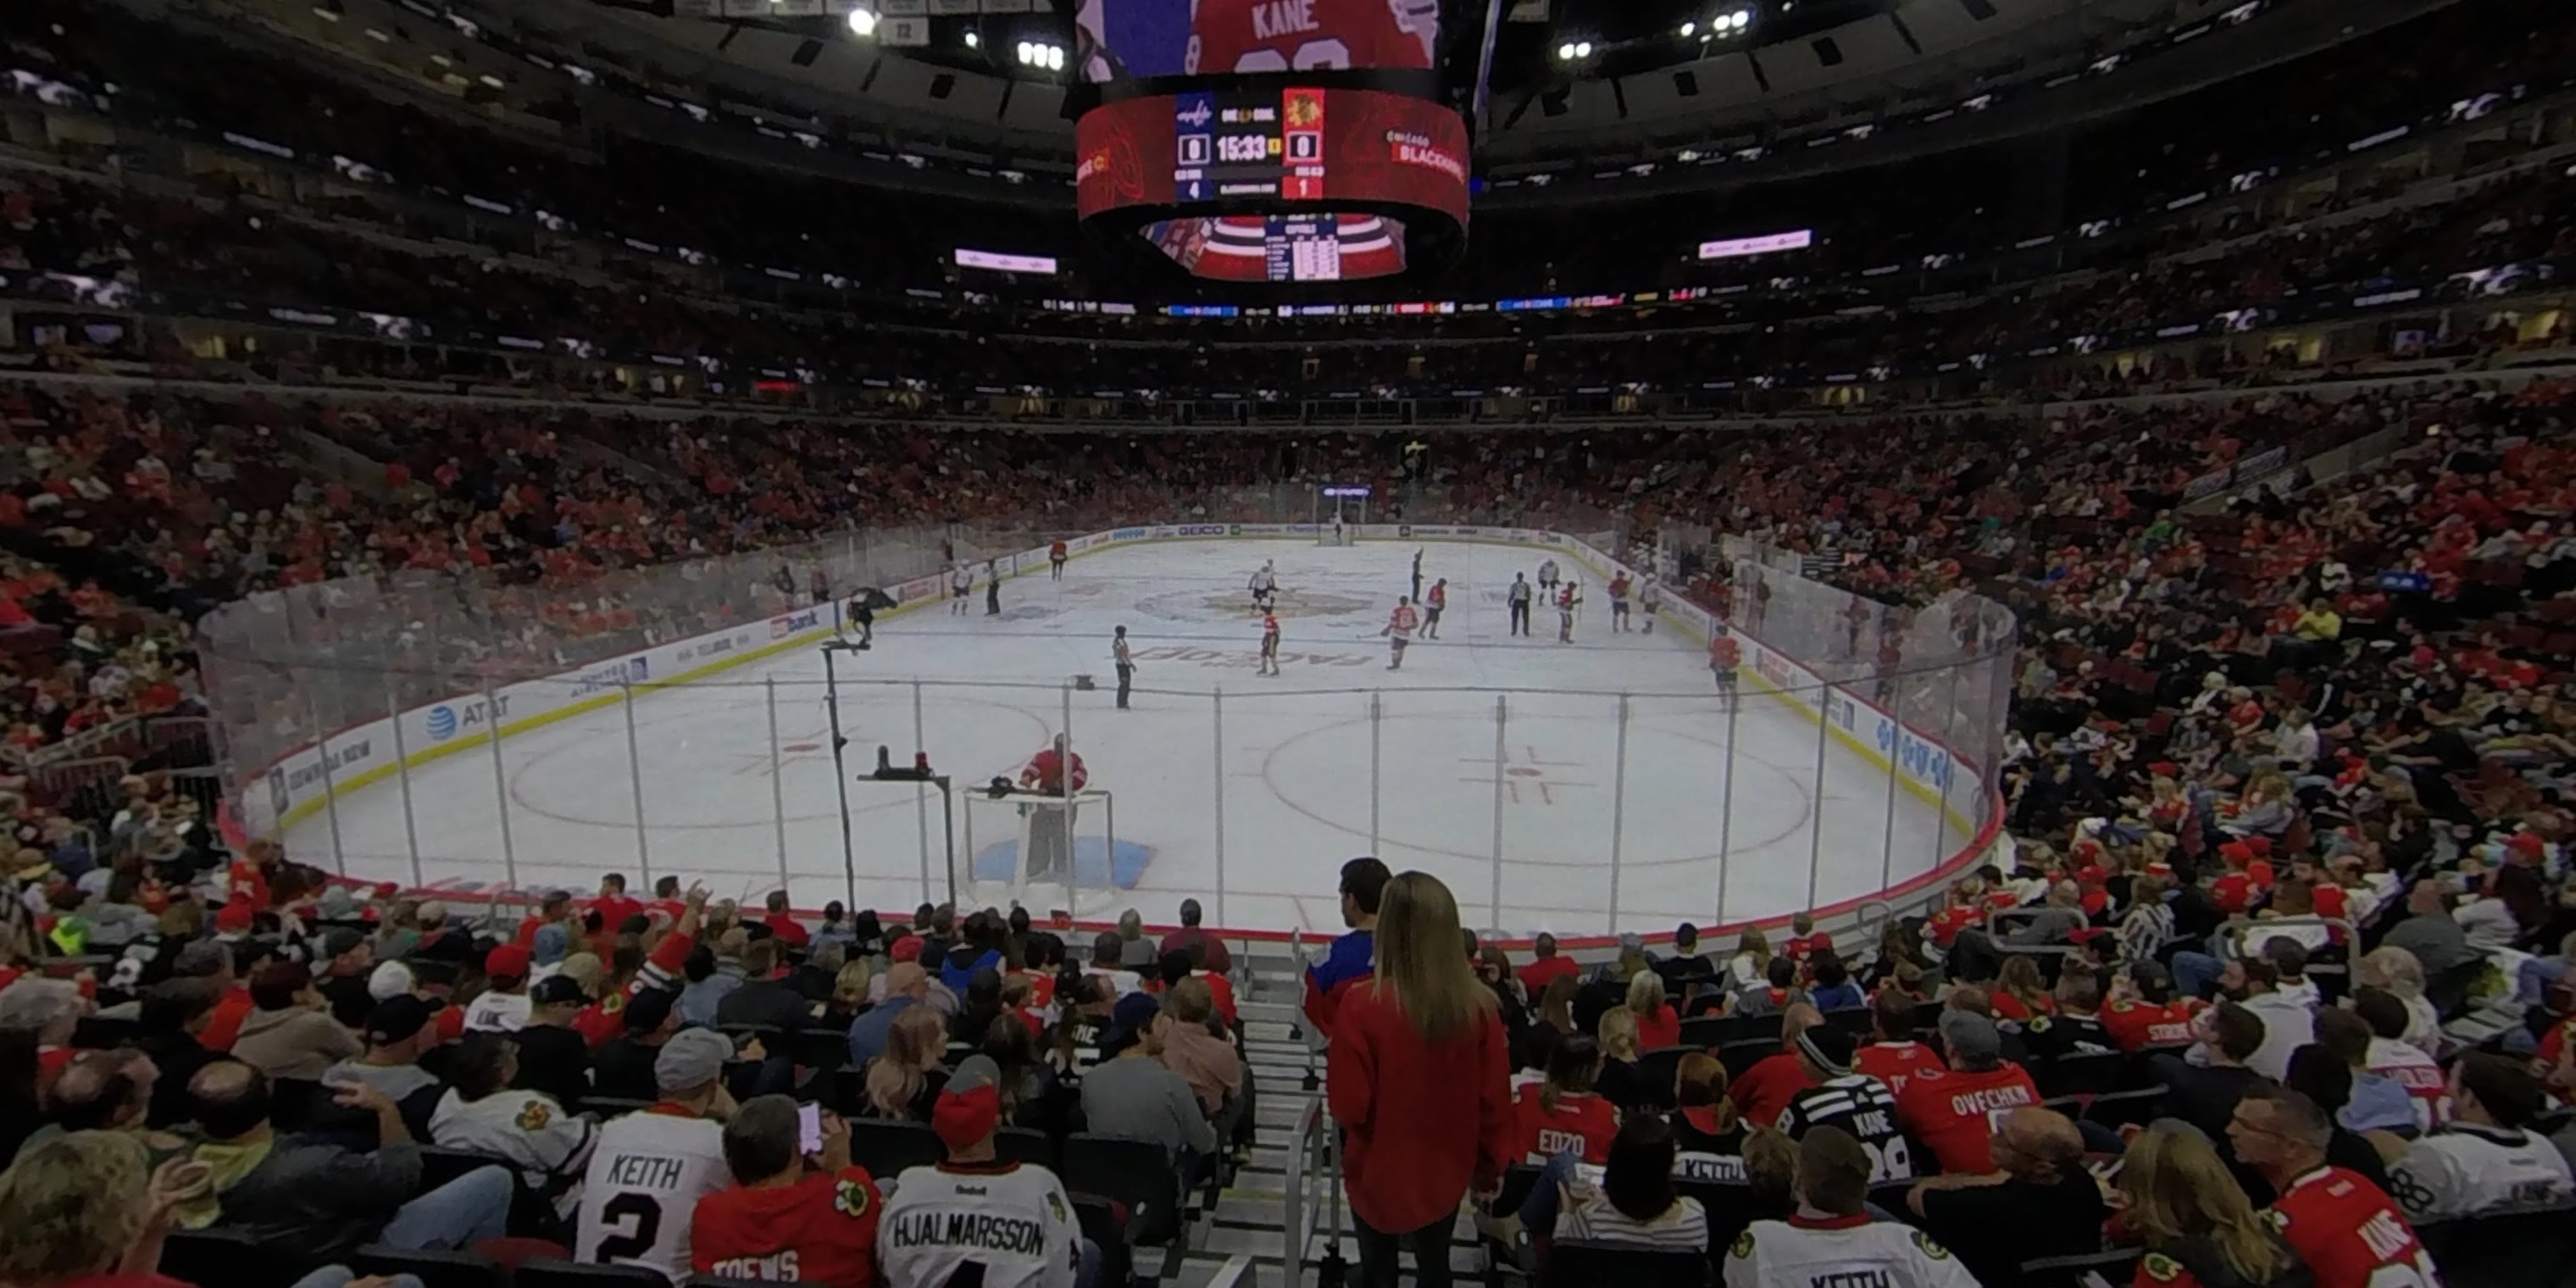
[1075,86,1467,283]
[1069,0,1468,284]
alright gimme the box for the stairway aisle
[1147,958,1489,1288]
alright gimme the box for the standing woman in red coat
[1327,872,1514,1288]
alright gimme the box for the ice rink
[282,540,1968,935]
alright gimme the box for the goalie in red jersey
[1185,0,1439,74]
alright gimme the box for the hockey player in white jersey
[1248,560,1279,613]
[1638,574,1663,634]
[1725,1128,1976,1288]
[879,1056,1091,1288]
[574,1028,739,1279]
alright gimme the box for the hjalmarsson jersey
[876,1161,1084,1288]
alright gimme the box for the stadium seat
[516,1259,673,1288]
[994,1124,1055,1169]
[2080,1085,2170,1131]
[70,1013,138,1049]
[2417,1210,2576,1288]
[353,1244,508,1288]
[159,1228,269,1285]
[1674,1180,1775,1274]
[1715,1038,1779,1080]
[1638,1046,1693,1093]
[419,1145,507,1191]
[578,1095,658,1118]
[1071,1193,1135,1287]
[2030,1050,2128,1100]
[687,1277,823,1288]
[1060,1134,1186,1246]
[1678,1015,1729,1046]
[1539,1239,1709,1288]
[843,1119,947,1178]
[2017,1246,2141,1288]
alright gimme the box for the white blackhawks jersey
[2386,1123,2576,1224]
[1724,1216,1979,1288]
[878,1161,1084,1288]
[461,990,531,1033]
[574,1108,733,1280]
[1250,568,1277,591]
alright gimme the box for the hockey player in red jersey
[1556,580,1580,642]
[1382,597,1419,669]
[1708,624,1741,691]
[1257,611,1282,676]
[1186,0,1437,74]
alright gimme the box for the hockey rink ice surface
[284,541,1966,935]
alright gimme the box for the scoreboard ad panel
[1075,86,1468,227]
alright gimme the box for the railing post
[1607,693,1629,934]
[1489,693,1507,932]
[485,684,518,893]
[622,680,653,889]
[1213,686,1227,926]
[308,691,347,877]
[384,675,423,891]
[767,675,790,899]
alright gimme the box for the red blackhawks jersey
[691,1166,882,1287]
[1185,0,1437,74]
[2269,1166,2440,1287]
[2101,998,2201,1052]
[1893,1064,2040,1174]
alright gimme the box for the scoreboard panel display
[1078,86,1465,227]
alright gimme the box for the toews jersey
[1186,0,1435,73]
[576,1105,734,1279]
[2270,1165,2440,1287]
[691,1166,882,1287]
[877,1161,1083,1288]
[1724,1213,1978,1288]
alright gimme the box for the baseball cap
[889,935,924,963]
[215,900,256,933]
[485,944,531,981]
[531,974,590,1007]
[623,987,676,1034]
[1103,991,1162,1049]
[655,1026,735,1093]
[368,960,418,1001]
[1795,1024,1856,1076]
[365,995,434,1046]
[1938,1010,2002,1063]
[933,1054,1006,1151]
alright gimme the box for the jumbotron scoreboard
[1070,0,1468,285]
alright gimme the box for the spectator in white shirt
[2385,1053,2574,1223]
[2212,955,2314,1083]
[2273,709,2320,769]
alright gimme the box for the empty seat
[1540,1239,1709,1287]
[353,1244,509,1288]
[1060,1134,1185,1246]
[844,1119,947,1179]
[516,1259,675,1288]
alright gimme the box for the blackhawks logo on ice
[1133,588,1374,623]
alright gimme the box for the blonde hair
[0,1130,150,1281]
[2358,946,2426,999]
[1596,1006,1641,1062]
[834,959,876,1009]
[1741,1126,1797,1205]
[864,1006,948,1119]
[2119,1126,2293,1285]
[1624,969,1667,1021]
[1368,872,1496,1043]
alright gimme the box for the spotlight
[1047,43,1063,69]
[1574,40,1592,57]
[1733,9,1752,29]
[1679,19,1696,36]
[845,8,875,36]
[1556,41,1576,60]
[963,30,978,47]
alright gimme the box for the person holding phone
[691,1095,883,1288]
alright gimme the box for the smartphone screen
[797,1102,824,1156]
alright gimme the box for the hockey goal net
[1315,484,1368,545]
[952,787,1121,920]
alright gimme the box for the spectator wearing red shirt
[515,889,576,947]
[2228,1085,2437,1285]
[1853,990,1943,1098]
[1326,872,1512,1288]
[1158,897,1232,975]
[591,873,644,941]
[692,1096,880,1288]
[1894,1013,2040,1174]
[578,886,708,1047]
[1924,881,1986,951]
[1623,972,1681,1052]
[2102,961,2202,1053]
[1781,913,1835,981]
[1731,1004,1826,1126]
[761,891,811,948]
[170,940,253,1052]
[1517,932,1582,997]
[1513,1035,1621,1164]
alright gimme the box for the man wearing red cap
[464,944,535,1033]
[878,1054,1091,1288]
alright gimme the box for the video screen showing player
[1074,0,1439,81]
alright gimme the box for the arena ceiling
[249,0,2455,193]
